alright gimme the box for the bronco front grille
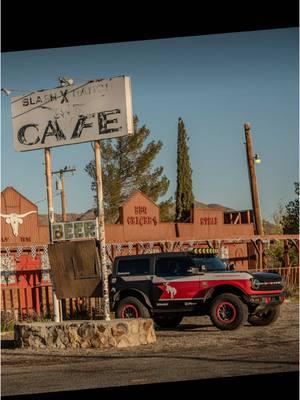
[253,281,283,291]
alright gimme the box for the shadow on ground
[155,323,214,332]
[1,339,16,349]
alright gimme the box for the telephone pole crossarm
[52,167,76,222]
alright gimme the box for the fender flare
[203,287,215,302]
[203,285,248,303]
[113,288,153,310]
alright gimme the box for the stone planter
[14,319,156,349]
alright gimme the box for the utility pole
[244,123,265,271]
[244,123,264,236]
[52,167,76,222]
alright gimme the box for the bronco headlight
[251,278,261,290]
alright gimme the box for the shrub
[1,311,15,332]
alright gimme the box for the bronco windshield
[191,255,227,271]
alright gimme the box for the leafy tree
[263,219,283,235]
[265,242,284,269]
[281,182,299,234]
[175,118,194,222]
[263,216,284,268]
[265,240,298,272]
[85,116,171,223]
[264,186,299,272]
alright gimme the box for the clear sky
[1,28,298,221]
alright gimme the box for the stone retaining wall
[14,319,156,349]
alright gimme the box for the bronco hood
[250,271,283,290]
[251,272,282,281]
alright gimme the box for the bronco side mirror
[187,266,201,274]
[227,263,235,271]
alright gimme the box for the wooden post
[284,240,290,268]
[59,171,67,319]
[244,123,264,236]
[33,274,41,316]
[258,240,264,271]
[17,288,22,319]
[2,289,7,312]
[44,148,61,322]
[94,141,110,321]
[246,210,251,224]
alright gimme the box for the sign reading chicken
[11,76,133,152]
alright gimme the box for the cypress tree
[175,118,194,222]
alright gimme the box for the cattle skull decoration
[0,211,37,237]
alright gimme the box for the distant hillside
[38,209,96,225]
[194,201,234,211]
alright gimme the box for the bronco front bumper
[247,292,286,305]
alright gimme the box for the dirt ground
[1,301,299,396]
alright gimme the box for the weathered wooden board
[48,239,102,299]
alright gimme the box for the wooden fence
[1,285,105,321]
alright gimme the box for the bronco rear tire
[116,296,150,319]
[153,315,183,328]
[248,306,280,326]
[209,293,248,331]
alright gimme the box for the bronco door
[151,255,201,306]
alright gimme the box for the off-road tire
[209,293,248,331]
[248,305,280,326]
[153,315,183,328]
[115,296,150,319]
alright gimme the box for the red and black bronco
[109,248,286,330]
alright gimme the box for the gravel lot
[1,301,299,396]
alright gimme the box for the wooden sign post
[44,148,61,322]
[94,141,110,321]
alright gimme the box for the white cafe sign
[11,76,133,152]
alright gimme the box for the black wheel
[248,306,280,326]
[209,293,248,331]
[115,296,150,319]
[153,315,183,328]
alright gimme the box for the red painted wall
[1,187,255,245]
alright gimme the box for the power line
[35,192,60,204]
